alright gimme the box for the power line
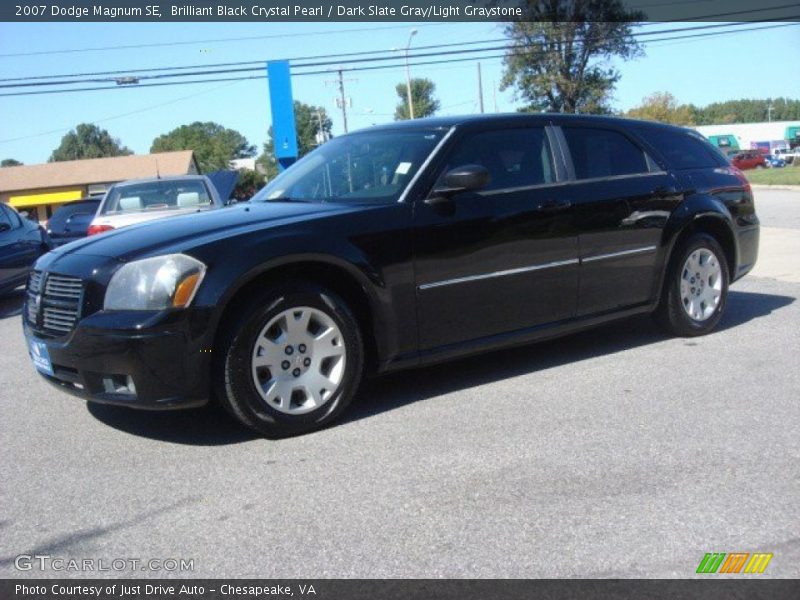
[0,80,246,144]
[0,21,796,99]
[0,23,449,59]
[0,21,756,84]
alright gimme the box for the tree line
[625,94,800,126]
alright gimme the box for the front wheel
[214,283,364,438]
[654,233,729,337]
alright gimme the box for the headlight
[104,254,206,311]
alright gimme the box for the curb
[750,184,800,191]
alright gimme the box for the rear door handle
[538,199,572,213]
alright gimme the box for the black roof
[359,112,691,134]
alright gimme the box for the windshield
[100,179,212,215]
[251,129,446,204]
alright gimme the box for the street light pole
[404,29,418,119]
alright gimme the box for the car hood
[50,201,359,262]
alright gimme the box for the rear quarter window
[635,127,724,170]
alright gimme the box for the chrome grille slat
[27,271,84,336]
[43,307,78,316]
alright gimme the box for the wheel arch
[657,198,738,301]
[209,255,384,375]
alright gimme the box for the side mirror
[225,198,239,206]
[439,164,491,194]
[425,164,490,208]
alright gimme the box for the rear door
[413,124,578,349]
[554,123,682,316]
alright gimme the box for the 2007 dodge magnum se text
[23,115,759,437]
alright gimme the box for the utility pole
[337,69,349,133]
[404,29,418,119]
[477,62,485,114]
[767,103,775,123]
[326,70,356,134]
[492,79,499,113]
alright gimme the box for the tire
[214,282,364,438]
[654,233,729,337]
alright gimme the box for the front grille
[27,271,85,337]
[44,274,83,300]
[43,306,80,333]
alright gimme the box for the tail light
[87,224,114,236]
[726,166,751,193]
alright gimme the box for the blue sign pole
[267,60,298,171]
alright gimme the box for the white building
[695,120,800,154]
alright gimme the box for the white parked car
[88,175,224,236]
[772,147,798,164]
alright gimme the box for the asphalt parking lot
[1,189,798,579]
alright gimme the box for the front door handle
[538,199,572,213]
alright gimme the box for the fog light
[102,374,136,396]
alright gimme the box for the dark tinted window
[636,127,726,170]
[563,127,648,180]
[442,128,555,191]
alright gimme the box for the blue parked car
[46,197,101,248]
[765,154,786,168]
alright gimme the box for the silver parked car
[87,175,224,236]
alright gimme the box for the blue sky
[0,21,798,165]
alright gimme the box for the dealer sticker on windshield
[27,338,53,376]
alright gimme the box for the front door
[413,126,579,350]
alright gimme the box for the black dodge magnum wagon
[23,114,759,437]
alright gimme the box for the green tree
[394,78,441,120]
[258,101,333,180]
[150,121,256,173]
[501,1,644,114]
[693,98,800,125]
[626,92,696,125]
[1,158,23,167]
[49,124,132,162]
[233,168,267,201]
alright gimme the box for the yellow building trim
[9,189,83,208]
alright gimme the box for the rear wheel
[215,282,364,438]
[654,233,729,337]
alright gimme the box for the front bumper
[23,308,213,410]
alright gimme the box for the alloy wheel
[679,248,723,322]
[250,306,347,415]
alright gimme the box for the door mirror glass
[438,164,491,194]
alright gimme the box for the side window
[562,127,649,180]
[0,204,18,229]
[441,128,555,192]
[636,127,722,170]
